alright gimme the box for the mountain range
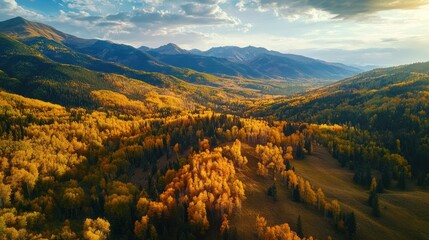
[0,17,366,97]
[141,43,363,80]
[0,17,189,76]
[0,12,358,81]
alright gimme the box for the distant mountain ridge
[149,43,190,55]
[144,43,363,80]
[0,16,361,83]
[0,17,178,74]
[192,46,283,63]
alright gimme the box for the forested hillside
[0,90,322,239]
[256,62,429,182]
[0,33,259,116]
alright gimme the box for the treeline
[252,138,356,239]
[256,215,313,240]
[314,124,412,189]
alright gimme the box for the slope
[196,46,275,63]
[0,17,224,83]
[147,44,265,78]
[149,43,189,55]
[247,53,359,80]
[192,46,362,80]
[293,145,429,240]
[0,17,174,72]
[0,33,155,108]
[254,62,429,176]
[152,53,266,78]
[0,16,66,42]
[21,36,179,87]
[0,33,254,115]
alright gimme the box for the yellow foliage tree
[83,218,110,240]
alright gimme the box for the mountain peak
[202,45,273,63]
[8,16,28,24]
[0,16,31,29]
[164,43,180,48]
[138,45,151,52]
[0,17,65,42]
[151,43,189,55]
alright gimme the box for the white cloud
[0,0,43,19]
[236,0,429,21]
[181,3,221,16]
[62,0,114,13]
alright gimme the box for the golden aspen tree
[316,188,326,211]
[220,214,230,235]
[255,143,285,180]
[83,218,110,240]
[256,215,267,239]
[134,215,149,240]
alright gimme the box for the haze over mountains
[143,43,363,80]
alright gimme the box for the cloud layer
[237,0,429,19]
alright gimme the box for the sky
[1,0,429,66]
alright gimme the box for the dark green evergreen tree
[304,139,312,155]
[296,215,303,238]
[397,170,406,190]
[372,193,380,217]
[382,166,392,189]
[296,142,305,160]
[293,185,300,202]
[376,178,384,193]
[347,212,357,239]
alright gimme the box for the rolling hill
[0,33,158,108]
[255,61,429,176]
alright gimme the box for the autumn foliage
[137,140,246,235]
[256,215,313,240]
[256,143,286,180]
